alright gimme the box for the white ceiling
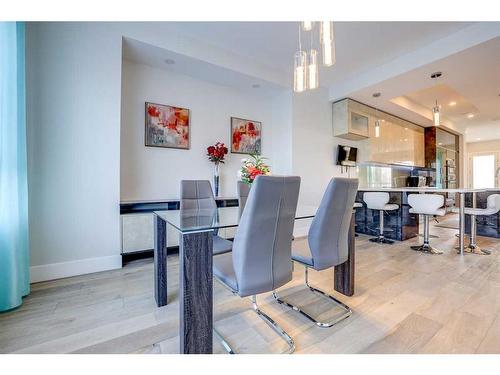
[121,21,500,141]
[122,37,286,96]
[164,22,472,88]
[348,36,500,142]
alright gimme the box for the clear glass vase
[213,163,220,197]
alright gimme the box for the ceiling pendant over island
[431,71,443,126]
[294,21,336,93]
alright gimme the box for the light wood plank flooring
[2,218,500,354]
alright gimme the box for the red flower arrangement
[239,154,270,184]
[207,142,228,164]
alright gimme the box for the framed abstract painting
[230,117,262,155]
[145,102,190,149]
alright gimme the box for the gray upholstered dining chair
[273,177,358,328]
[237,180,251,214]
[180,180,233,255]
[213,175,301,354]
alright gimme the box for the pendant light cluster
[372,92,381,138]
[294,21,336,93]
[431,72,442,126]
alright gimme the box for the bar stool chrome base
[410,244,443,254]
[367,210,395,245]
[214,293,295,354]
[273,266,352,328]
[455,244,491,255]
[369,236,394,244]
[464,244,491,255]
[456,214,492,255]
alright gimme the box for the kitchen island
[465,189,500,238]
[355,189,418,241]
[355,187,488,254]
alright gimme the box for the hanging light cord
[298,23,302,52]
[310,23,313,51]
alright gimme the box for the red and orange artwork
[145,102,190,149]
[230,117,262,155]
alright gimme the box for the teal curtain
[0,22,29,312]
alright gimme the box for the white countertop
[358,187,488,193]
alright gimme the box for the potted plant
[239,154,270,184]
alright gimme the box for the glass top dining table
[152,203,355,354]
[154,205,319,233]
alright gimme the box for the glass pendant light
[433,101,440,126]
[307,49,319,89]
[372,93,381,137]
[294,24,307,93]
[431,72,442,126]
[374,120,381,138]
[320,21,335,66]
[294,51,307,92]
[302,21,313,31]
[306,28,318,90]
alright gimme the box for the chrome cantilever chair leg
[213,287,295,354]
[251,295,295,354]
[213,328,235,354]
[273,266,352,328]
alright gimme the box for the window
[472,154,495,189]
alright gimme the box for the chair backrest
[487,194,500,212]
[232,175,301,297]
[363,192,390,210]
[408,194,444,214]
[308,178,359,270]
[180,180,216,210]
[237,180,251,213]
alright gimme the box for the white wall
[120,60,289,201]
[26,22,291,282]
[290,88,362,236]
[26,23,123,281]
[291,88,360,207]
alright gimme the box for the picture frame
[230,117,262,155]
[145,102,190,150]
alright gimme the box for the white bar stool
[408,194,446,255]
[363,192,399,244]
[462,193,500,255]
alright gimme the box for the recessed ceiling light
[164,58,175,65]
[449,101,457,106]
[476,138,481,141]
[467,113,475,119]
[251,84,261,89]
[438,142,443,146]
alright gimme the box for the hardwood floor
[1,218,500,354]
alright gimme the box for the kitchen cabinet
[333,98,425,167]
[333,99,370,140]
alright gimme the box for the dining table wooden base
[334,212,355,296]
[154,215,168,307]
[179,231,213,354]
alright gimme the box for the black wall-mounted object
[337,145,358,167]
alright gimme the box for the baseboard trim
[30,255,122,283]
